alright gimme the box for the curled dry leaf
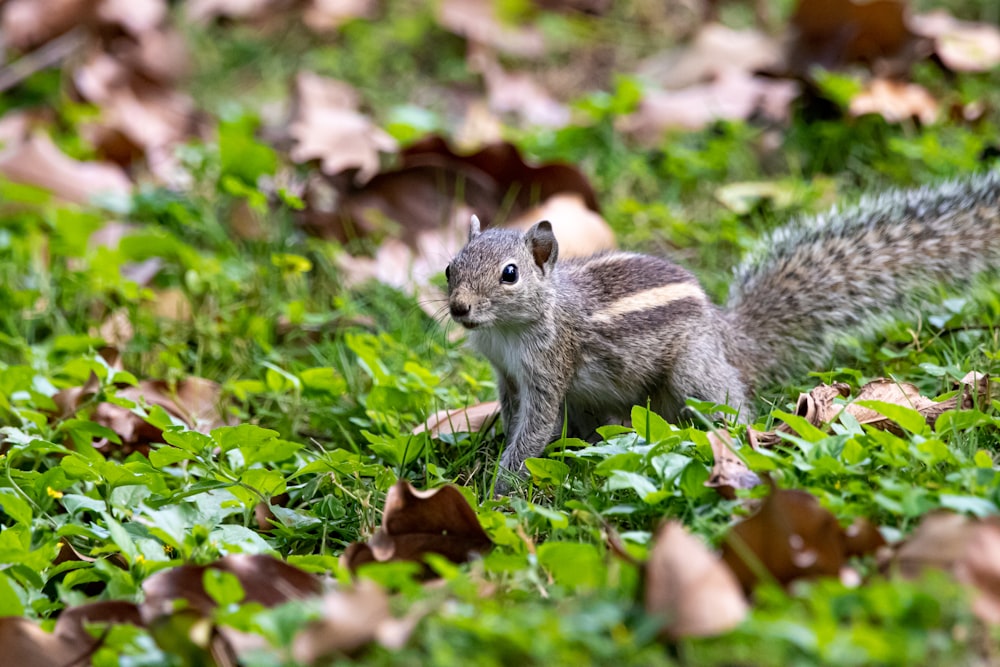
[413,401,500,438]
[0,0,90,51]
[291,580,420,664]
[849,78,939,125]
[343,479,493,573]
[469,46,570,128]
[436,0,546,57]
[787,0,916,73]
[891,511,1000,625]
[619,70,798,142]
[288,72,398,184]
[302,134,599,245]
[636,23,783,91]
[186,0,293,24]
[505,192,616,258]
[0,600,142,667]
[705,430,762,498]
[0,132,131,204]
[753,373,990,445]
[910,10,1000,73]
[302,0,376,32]
[645,521,748,640]
[721,481,866,591]
[141,554,321,622]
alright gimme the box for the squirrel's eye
[500,264,518,284]
[445,264,451,282]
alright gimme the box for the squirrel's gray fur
[446,171,1000,485]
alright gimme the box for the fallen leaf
[95,0,167,36]
[141,554,322,622]
[436,0,546,57]
[291,581,420,664]
[0,616,87,667]
[469,46,570,128]
[185,0,292,23]
[849,78,939,125]
[645,521,748,640]
[343,479,493,573]
[302,0,375,32]
[413,401,500,437]
[891,511,1000,624]
[721,481,848,591]
[705,430,761,498]
[619,69,798,142]
[0,132,131,204]
[302,134,599,245]
[0,0,91,51]
[787,0,916,72]
[635,23,783,91]
[505,192,616,258]
[752,373,990,444]
[288,72,398,184]
[910,10,1000,73]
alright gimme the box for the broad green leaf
[773,410,831,442]
[854,400,930,435]
[525,458,570,486]
[630,405,672,443]
[0,490,32,525]
[204,569,246,606]
[213,424,280,453]
[537,542,604,591]
[101,512,139,563]
[0,572,24,615]
[150,445,198,468]
[939,494,999,518]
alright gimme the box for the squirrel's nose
[450,302,471,318]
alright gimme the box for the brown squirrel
[445,172,1000,489]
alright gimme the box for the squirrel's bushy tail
[724,170,1000,388]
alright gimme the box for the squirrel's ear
[525,220,558,273]
[469,215,482,241]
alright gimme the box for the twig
[0,27,85,94]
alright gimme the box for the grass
[2,1,1000,665]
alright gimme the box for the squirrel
[445,171,1000,488]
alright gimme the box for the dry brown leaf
[186,0,292,23]
[787,0,916,72]
[302,0,375,32]
[96,0,167,35]
[469,46,570,128]
[645,521,748,640]
[0,132,131,204]
[288,72,398,184]
[721,482,848,591]
[705,430,762,498]
[291,581,420,663]
[53,599,144,650]
[0,0,91,51]
[141,554,322,623]
[413,401,500,437]
[910,10,1000,73]
[619,70,798,143]
[436,0,545,57]
[754,373,989,444]
[343,480,493,573]
[636,23,783,91]
[849,78,939,124]
[891,511,1000,624]
[506,193,616,258]
[301,134,599,245]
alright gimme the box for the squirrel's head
[446,217,558,330]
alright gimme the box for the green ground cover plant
[1,0,1000,665]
